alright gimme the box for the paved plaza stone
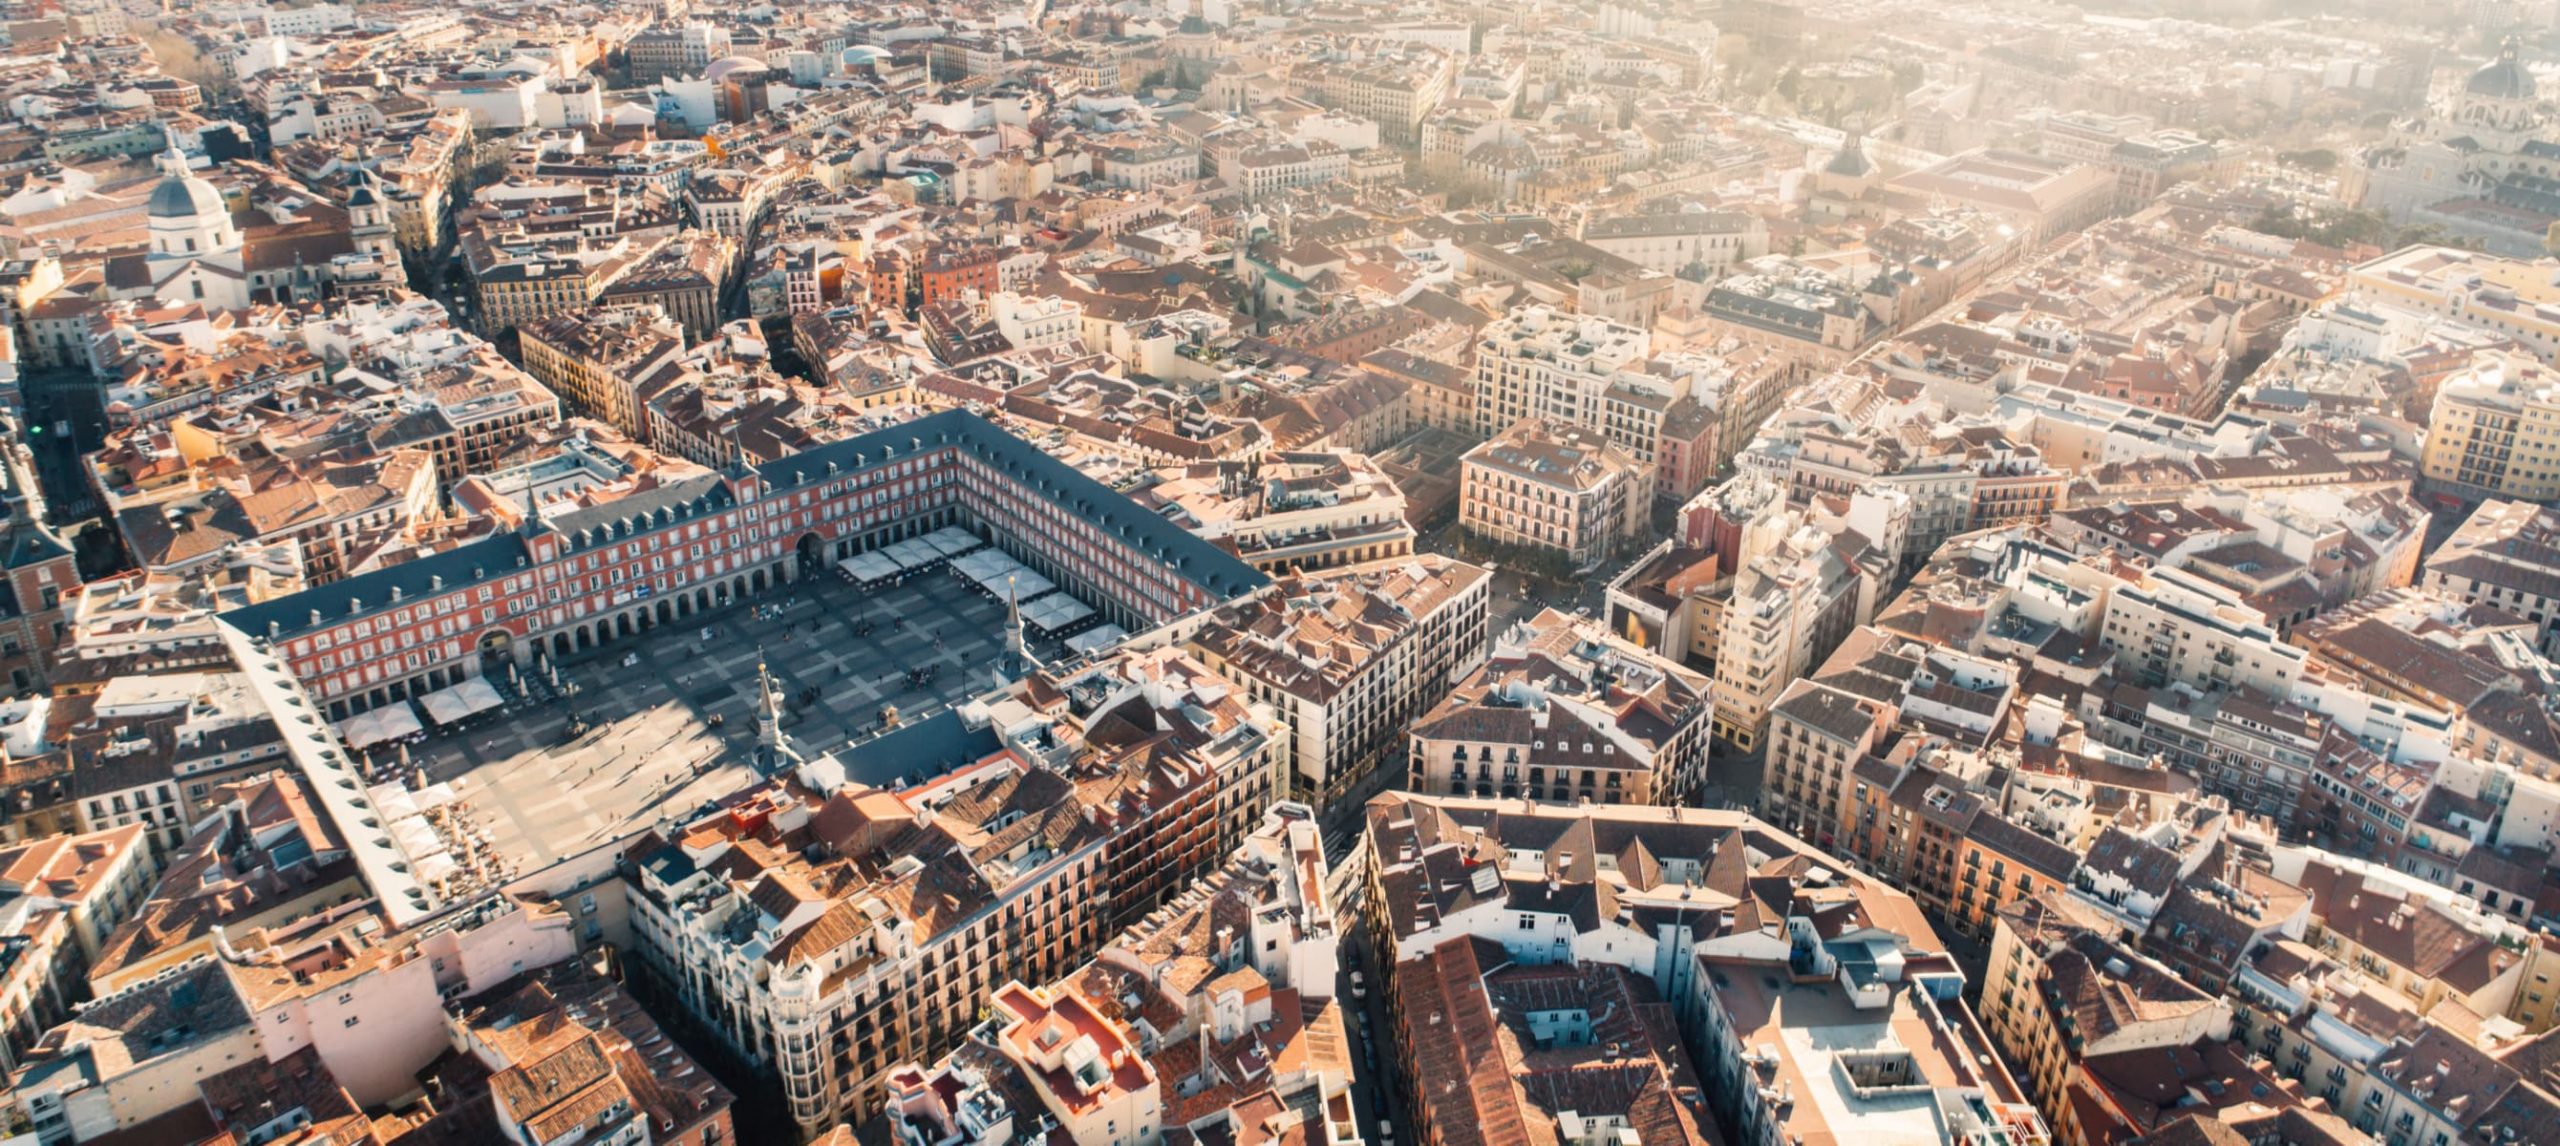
[407,565,1074,866]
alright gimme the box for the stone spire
[998,575,1041,685]
[756,647,781,751]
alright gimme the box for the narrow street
[1321,836,1411,1146]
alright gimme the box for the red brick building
[916,245,1001,311]
[222,410,1269,718]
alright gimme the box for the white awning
[369,783,422,821]
[883,538,940,570]
[391,815,442,858]
[1067,625,1129,657]
[923,527,985,558]
[1022,594,1093,634]
[453,676,505,716]
[969,564,1052,601]
[839,553,900,583]
[418,677,506,724]
[335,713,384,748]
[418,688,471,725]
[338,703,423,748]
[952,549,1018,584]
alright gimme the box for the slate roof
[765,409,1268,600]
[223,411,1268,640]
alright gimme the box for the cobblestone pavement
[405,566,1070,865]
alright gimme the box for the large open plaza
[393,561,1077,866]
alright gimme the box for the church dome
[147,169,225,220]
[2470,36,2537,101]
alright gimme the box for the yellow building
[2348,245,2560,363]
[2420,350,2560,502]
[2510,929,2560,1033]
[1981,890,2232,1141]
[472,260,595,334]
[517,307,689,440]
[1951,816,2083,940]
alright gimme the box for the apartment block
[627,779,1111,1138]
[2348,245,2560,365]
[1791,420,2066,574]
[1701,255,1889,369]
[879,805,1353,1146]
[519,306,691,442]
[0,824,150,1072]
[1360,794,2047,1146]
[2095,567,2307,696]
[626,640,1282,1136]
[1132,451,1416,575]
[628,23,733,85]
[1312,51,1452,145]
[1459,419,1651,572]
[1407,605,1712,806]
[1187,554,1489,809]
[1764,676,1894,845]
[1577,209,1770,277]
[1711,506,1889,753]
[2419,350,2560,503]
[2423,499,2560,661]
[1471,304,1780,499]
[596,230,734,342]
[1981,891,2235,1145]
